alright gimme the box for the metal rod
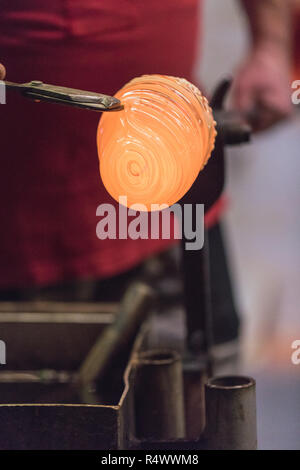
[76,282,155,389]
[181,228,214,376]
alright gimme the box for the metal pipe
[181,231,214,376]
[204,375,257,450]
[134,349,185,441]
[183,366,207,440]
[76,282,155,389]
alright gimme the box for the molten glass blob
[97,75,216,211]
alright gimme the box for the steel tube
[204,375,257,450]
[134,349,185,441]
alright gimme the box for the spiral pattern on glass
[97,75,217,211]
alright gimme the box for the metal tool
[3,80,123,112]
[211,76,251,145]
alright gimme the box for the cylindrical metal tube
[76,282,155,387]
[204,375,257,450]
[134,349,185,441]
[183,367,207,440]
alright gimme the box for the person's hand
[0,63,6,80]
[233,42,293,132]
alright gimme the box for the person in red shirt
[0,0,291,303]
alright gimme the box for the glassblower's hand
[0,63,6,80]
[233,42,293,132]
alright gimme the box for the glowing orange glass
[97,75,216,211]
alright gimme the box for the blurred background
[198,0,300,450]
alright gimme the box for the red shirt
[0,0,205,288]
[293,6,300,78]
